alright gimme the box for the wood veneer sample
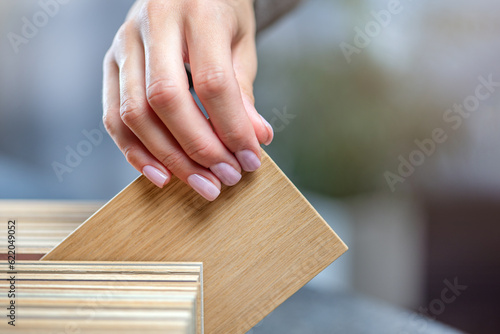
[43,150,347,334]
[0,261,202,334]
[0,201,101,258]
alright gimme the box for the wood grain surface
[0,261,202,334]
[43,150,347,334]
[0,201,101,258]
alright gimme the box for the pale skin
[103,0,274,201]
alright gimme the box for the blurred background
[1,0,499,333]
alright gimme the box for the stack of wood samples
[0,261,203,334]
[0,200,101,259]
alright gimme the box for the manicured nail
[210,163,242,186]
[235,150,261,172]
[259,115,274,146]
[143,165,169,188]
[187,174,221,201]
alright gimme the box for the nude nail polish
[142,165,169,188]
[259,115,274,146]
[210,163,242,186]
[187,174,221,201]
[235,150,261,172]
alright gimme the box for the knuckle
[102,113,114,134]
[183,137,216,163]
[112,23,139,63]
[114,23,132,47]
[147,79,180,110]
[120,21,137,38]
[120,99,145,127]
[139,1,169,34]
[157,150,185,171]
[103,50,115,68]
[191,2,234,24]
[143,0,165,16]
[194,64,231,99]
[219,124,248,147]
[122,145,141,166]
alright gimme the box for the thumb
[233,36,274,146]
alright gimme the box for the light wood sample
[0,261,202,334]
[43,150,348,333]
[0,201,101,258]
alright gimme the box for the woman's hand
[102,0,273,201]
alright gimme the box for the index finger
[187,19,262,172]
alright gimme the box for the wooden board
[0,261,202,334]
[0,201,101,258]
[43,150,347,333]
[0,200,103,217]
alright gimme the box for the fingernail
[187,174,221,201]
[259,115,274,146]
[235,150,261,172]
[143,165,169,188]
[210,163,242,186]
